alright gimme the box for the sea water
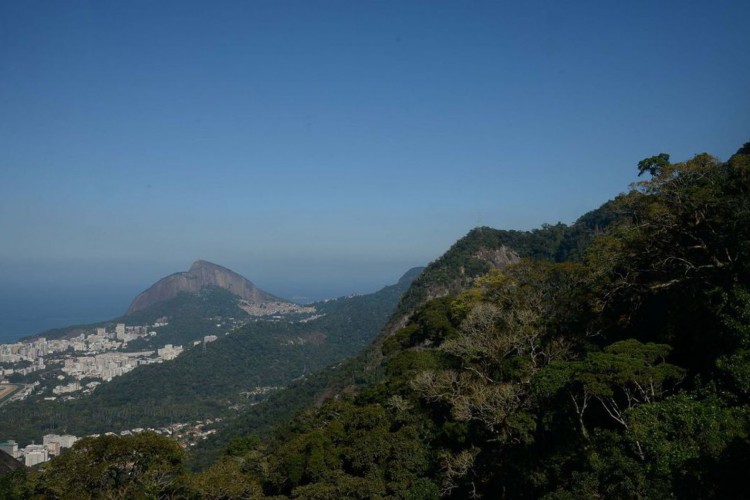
[0,285,136,344]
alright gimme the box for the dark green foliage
[189,350,379,470]
[183,272,423,468]
[34,433,188,499]
[0,468,33,500]
[193,142,750,498]
[384,297,461,356]
[17,140,750,498]
[637,152,670,176]
[191,456,264,498]
[255,398,437,498]
[393,202,619,329]
[627,394,749,496]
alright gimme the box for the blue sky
[1,0,749,302]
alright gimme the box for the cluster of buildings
[152,419,220,448]
[0,434,78,467]
[0,320,184,399]
[1,321,168,372]
[1,339,55,377]
[191,335,218,346]
[62,350,162,382]
[0,418,223,468]
[156,344,183,361]
[239,299,316,317]
[0,320,247,468]
[47,345,185,397]
[240,385,280,402]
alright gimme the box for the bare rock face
[473,245,521,270]
[125,260,285,315]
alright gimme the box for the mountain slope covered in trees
[184,142,750,498]
[4,141,750,499]
[190,203,618,468]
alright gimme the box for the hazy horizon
[1,1,749,340]
[0,258,425,343]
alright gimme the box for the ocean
[0,286,138,344]
[0,278,394,344]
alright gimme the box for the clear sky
[1,0,749,302]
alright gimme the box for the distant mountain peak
[125,261,285,315]
[189,259,223,272]
[397,267,425,285]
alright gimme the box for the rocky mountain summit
[125,260,287,315]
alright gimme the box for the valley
[2,143,750,497]
[0,262,423,453]
[3,1,747,496]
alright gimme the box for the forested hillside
[3,142,749,498]
[391,202,617,331]
[185,143,750,498]
[0,269,421,445]
[191,202,617,469]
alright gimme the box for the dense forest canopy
[3,142,750,498]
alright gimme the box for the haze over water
[0,285,134,344]
[1,1,748,343]
[0,272,404,343]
